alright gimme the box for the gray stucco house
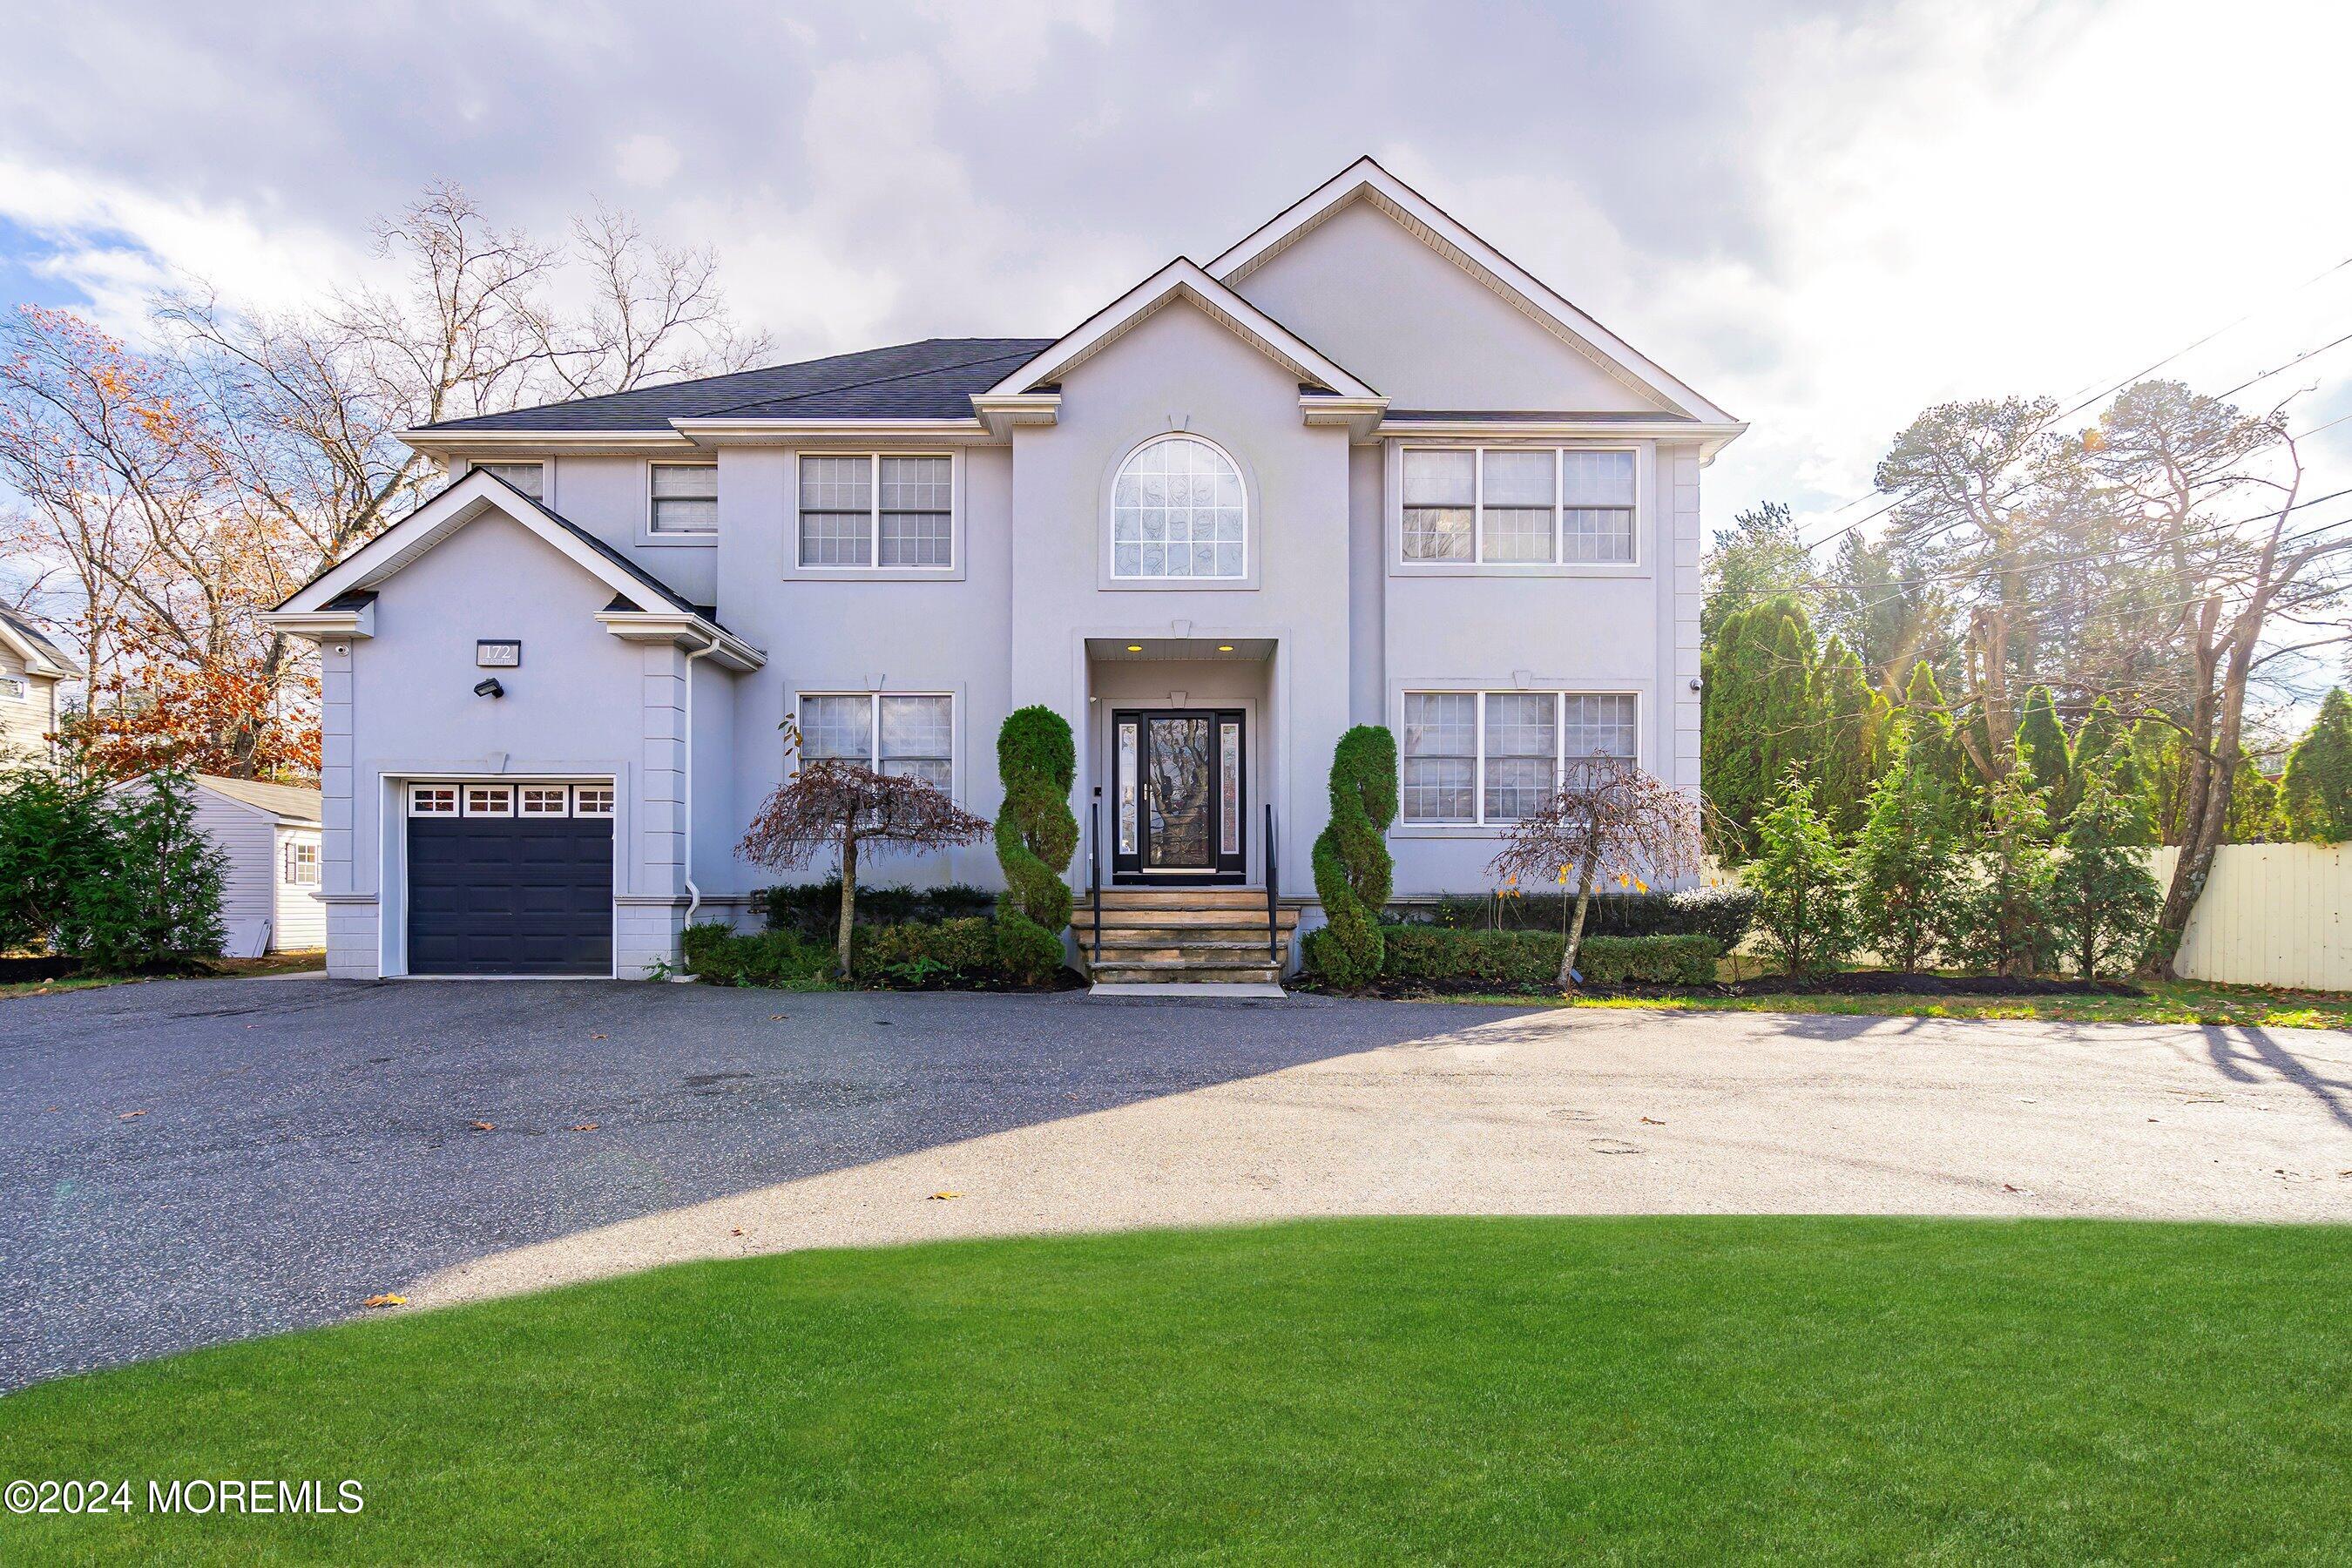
[266,159,1743,983]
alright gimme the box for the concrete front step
[1090,963,1284,985]
[1088,907,1299,930]
[1095,886,1270,909]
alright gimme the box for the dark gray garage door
[408,812,613,977]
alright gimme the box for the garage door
[407,781,613,977]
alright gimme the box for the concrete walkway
[413,1003,2352,1310]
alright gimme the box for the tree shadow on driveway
[0,979,1542,1389]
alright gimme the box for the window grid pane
[800,512,871,566]
[1561,449,1635,505]
[1402,693,1477,822]
[652,497,718,534]
[879,695,951,772]
[801,695,874,764]
[1482,693,1558,821]
[1403,507,1473,560]
[1563,507,1634,563]
[478,463,543,499]
[651,463,718,498]
[1564,693,1639,788]
[879,512,951,566]
[1112,436,1244,578]
[1481,507,1554,563]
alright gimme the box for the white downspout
[672,632,723,981]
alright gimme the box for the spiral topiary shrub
[1306,724,1397,989]
[993,704,1078,984]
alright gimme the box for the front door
[1111,708,1247,882]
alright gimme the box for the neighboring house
[266,158,1743,983]
[183,775,328,956]
[0,605,79,767]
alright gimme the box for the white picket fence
[2152,844,2352,990]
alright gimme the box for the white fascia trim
[276,470,664,617]
[399,429,698,456]
[1300,395,1391,442]
[970,392,1062,436]
[667,416,991,444]
[983,258,1381,402]
[261,604,375,641]
[593,611,766,672]
[1378,416,1749,463]
[0,618,76,678]
[1207,157,1741,430]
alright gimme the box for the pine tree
[1746,773,1855,976]
[1951,761,2059,977]
[1852,720,1966,973]
[1816,637,1886,835]
[2282,688,2352,844]
[2054,754,2159,979]
[2016,684,2072,805]
[2128,715,2187,844]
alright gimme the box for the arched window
[1111,434,1247,579]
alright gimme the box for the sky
[4,0,2352,564]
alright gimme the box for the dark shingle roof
[0,604,80,675]
[415,338,1052,433]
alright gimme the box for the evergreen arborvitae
[1816,637,1885,836]
[1901,662,1976,824]
[2016,684,2072,805]
[1702,593,1821,858]
[2055,754,2159,980]
[2128,714,2186,843]
[1852,720,1965,973]
[2227,759,2287,843]
[2283,688,2352,844]
[1951,761,2059,978]
[1746,772,1854,977]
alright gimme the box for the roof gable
[193,774,322,824]
[1209,158,1738,426]
[983,259,1380,402]
[0,605,80,678]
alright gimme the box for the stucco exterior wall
[1228,199,1668,414]
[322,510,713,977]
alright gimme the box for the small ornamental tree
[2282,688,2352,844]
[2054,754,2160,980]
[1490,761,1702,990]
[738,762,990,980]
[1309,726,1397,988]
[2015,684,2072,806]
[1851,723,1966,972]
[992,706,1078,983]
[1951,762,2059,977]
[0,762,110,953]
[1744,773,1855,977]
[61,767,228,971]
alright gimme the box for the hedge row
[1410,888,1756,950]
[755,881,995,941]
[686,916,1024,990]
[1307,925,1720,990]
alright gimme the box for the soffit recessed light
[1217,645,1234,652]
[1125,644,1143,652]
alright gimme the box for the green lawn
[1436,977,2352,1029]
[4,1218,2349,1564]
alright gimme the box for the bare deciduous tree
[1489,762,1704,990]
[737,761,990,979]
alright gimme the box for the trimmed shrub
[0,763,225,972]
[1311,725,1397,989]
[853,917,1004,988]
[994,706,1078,983]
[757,881,994,940]
[1313,925,1719,990]
[682,923,834,989]
[1414,888,1756,950]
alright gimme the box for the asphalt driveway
[5,977,2350,1389]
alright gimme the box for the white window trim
[1106,431,1252,585]
[284,839,321,886]
[1395,687,1645,832]
[518,785,572,816]
[0,674,26,702]
[791,451,959,577]
[643,459,719,544]
[407,785,460,817]
[472,460,548,503]
[463,784,516,818]
[1390,442,1646,577]
[793,691,960,798]
[571,785,616,817]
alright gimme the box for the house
[117,774,328,956]
[0,605,79,767]
[264,159,1742,983]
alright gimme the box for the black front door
[1111,709,1246,882]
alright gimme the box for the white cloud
[613,132,681,188]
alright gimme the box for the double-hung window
[799,693,955,793]
[476,462,544,499]
[0,675,25,702]
[1400,448,1636,564]
[798,455,952,568]
[649,463,718,535]
[281,841,321,886]
[1401,691,1639,824]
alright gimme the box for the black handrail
[1089,799,1104,967]
[1265,801,1280,967]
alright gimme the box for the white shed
[183,775,327,955]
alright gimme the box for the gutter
[672,630,724,980]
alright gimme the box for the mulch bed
[0,954,78,983]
